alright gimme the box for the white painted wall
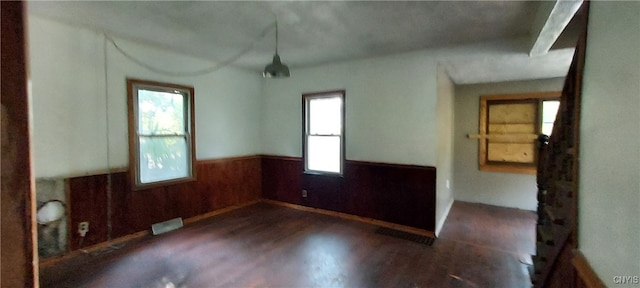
[29,16,108,177]
[261,50,438,166]
[453,78,565,211]
[29,16,262,178]
[435,65,455,235]
[579,2,640,285]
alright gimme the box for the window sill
[303,171,344,178]
[479,165,536,175]
[131,176,197,191]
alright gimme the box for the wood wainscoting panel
[67,175,110,250]
[302,172,346,213]
[198,156,262,210]
[261,156,436,232]
[67,155,435,251]
[109,171,133,238]
[68,156,261,250]
[261,156,304,205]
[353,161,436,230]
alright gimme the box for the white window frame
[303,90,345,175]
[127,79,196,190]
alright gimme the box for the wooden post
[1,1,38,286]
[536,134,550,226]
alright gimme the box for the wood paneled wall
[67,156,261,250]
[262,156,436,231]
[65,155,436,251]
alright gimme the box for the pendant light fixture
[263,19,290,78]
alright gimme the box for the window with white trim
[127,79,196,189]
[303,90,345,175]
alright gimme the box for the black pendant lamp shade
[263,54,290,78]
[263,20,290,78]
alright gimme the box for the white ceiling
[27,1,580,84]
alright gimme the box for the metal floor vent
[152,217,184,235]
[375,227,435,246]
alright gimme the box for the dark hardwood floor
[439,201,536,256]
[40,201,536,288]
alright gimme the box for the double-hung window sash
[304,93,344,174]
[129,79,195,188]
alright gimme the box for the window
[303,90,345,175]
[541,100,560,136]
[475,92,560,174]
[127,79,196,189]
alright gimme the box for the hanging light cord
[103,22,275,77]
[275,20,279,55]
[103,34,113,242]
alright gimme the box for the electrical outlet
[302,190,308,198]
[78,221,89,237]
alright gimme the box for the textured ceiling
[27,1,578,84]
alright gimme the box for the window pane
[138,89,185,135]
[309,97,342,135]
[542,100,560,136]
[307,135,341,173]
[139,136,189,183]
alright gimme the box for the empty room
[1,1,638,287]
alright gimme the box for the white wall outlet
[78,221,89,236]
[302,190,308,198]
[446,180,450,189]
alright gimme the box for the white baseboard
[435,198,454,237]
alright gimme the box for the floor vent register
[375,227,435,246]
